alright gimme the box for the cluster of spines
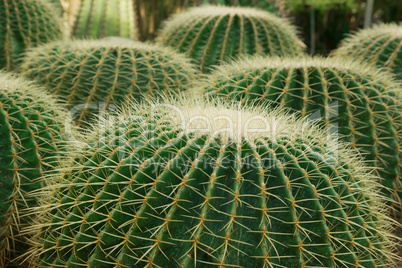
[0,0,63,70]
[200,56,402,208]
[24,98,398,267]
[197,0,285,16]
[333,23,402,80]
[0,72,68,267]
[156,6,304,72]
[72,0,136,39]
[20,39,198,126]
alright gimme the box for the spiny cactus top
[200,56,402,207]
[26,97,398,267]
[72,0,136,39]
[333,23,402,80]
[197,0,285,16]
[0,72,68,266]
[20,39,198,127]
[156,6,304,72]
[0,0,63,70]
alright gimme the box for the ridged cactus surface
[72,0,136,39]
[0,0,63,70]
[20,40,197,126]
[201,56,402,207]
[26,98,397,267]
[333,23,402,80]
[0,73,67,266]
[156,6,304,72]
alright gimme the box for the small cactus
[0,72,68,266]
[25,97,397,267]
[0,0,63,71]
[333,23,402,80]
[200,56,402,207]
[20,39,198,126]
[156,6,304,72]
[72,0,136,39]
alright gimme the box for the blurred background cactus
[52,0,402,54]
[71,0,136,39]
[156,6,304,72]
[333,23,402,80]
[0,0,63,71]
[20,39,198,127]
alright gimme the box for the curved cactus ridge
[72,0,136,39]
[0,72,69,266]
[0,0,63,71]
[20,39,198,127]
[156,6,304,73]
[26,97,398,267]
[333,23,402,80]
[200,56,402,208]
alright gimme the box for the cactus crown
[72,0,136,39]
[25,97,398,267]
[200,0,285,16]
[333,23,402,80]
[156,5,304,72]
[20,39,198,127]
[0,72,68,266]
[200,56,402,207]
[0,0,63,70]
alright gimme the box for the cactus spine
[0,72,68,266]
[25,97,397,267]
[20,39,198,127]
[0,0,63,71]
[200,56,402,208]
[333,23,402,80]
[156,6,304,72]
[72,0,136,39]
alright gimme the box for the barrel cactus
[156,6,304,72]
[0,72,68,266]
[333,23,402,80]
[24,97,398,267]
[71,0,136,39]
[20,39,198,127]
[200,56,402,208]
[0,0,63,71]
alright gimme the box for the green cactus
[156,6,304,73]
[199,0,285,16]
[20,39,198,127]
[0,0,63,71]
[0,72,68,266]
[71,0,136,39]
[333,23,402,80]
[200,56,402,208]
[25,97,398,267]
